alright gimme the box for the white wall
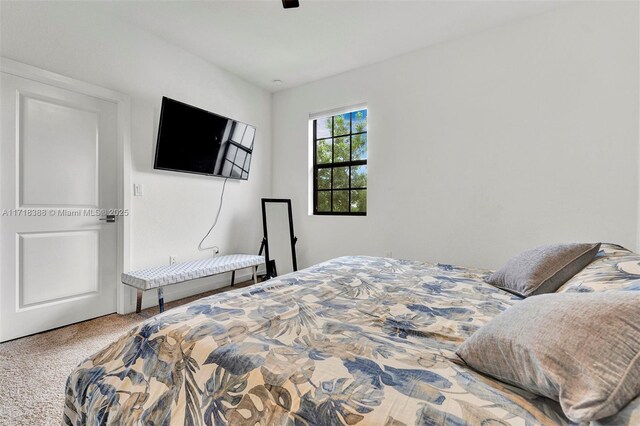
[1,2,272,310]
[272,2,639,270]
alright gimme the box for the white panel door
[0,72,118,342]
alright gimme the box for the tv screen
[154,97,256,180]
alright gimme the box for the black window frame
[312,110,367,216]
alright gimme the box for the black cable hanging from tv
[198,178,228,254]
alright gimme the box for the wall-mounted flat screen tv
[154,97,256,180]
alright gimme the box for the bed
[63,244,640,425]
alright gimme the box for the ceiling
[97,1,565,92]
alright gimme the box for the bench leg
[136,289,143,313]
[230,270,235,287]
[253,266,258,284]
[157,287,165,313]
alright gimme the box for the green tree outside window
[313,109,367,214]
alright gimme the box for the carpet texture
[0,281,253,425]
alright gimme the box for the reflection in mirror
[261,199,297,279]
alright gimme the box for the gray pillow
[486,243,601,297]
[456,292,640,423]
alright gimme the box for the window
[313,109,367,215]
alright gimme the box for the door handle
[99,215,116,223]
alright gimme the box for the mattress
[63,252,637,425]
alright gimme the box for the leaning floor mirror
[261,198,298,279]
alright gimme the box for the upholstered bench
[121,254,265,313]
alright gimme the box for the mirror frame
[261,198,298,279]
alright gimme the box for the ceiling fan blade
[282,0,299,9]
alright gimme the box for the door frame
[0,57,132,315]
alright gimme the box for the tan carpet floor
[0,281,253,425]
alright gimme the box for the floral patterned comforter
[64,255,627,425]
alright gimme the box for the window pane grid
[315,161,366,169]
[315,132,367,142]
[316,188,367,192]
[313,109,367,215]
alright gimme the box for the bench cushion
[121,254,265,290]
